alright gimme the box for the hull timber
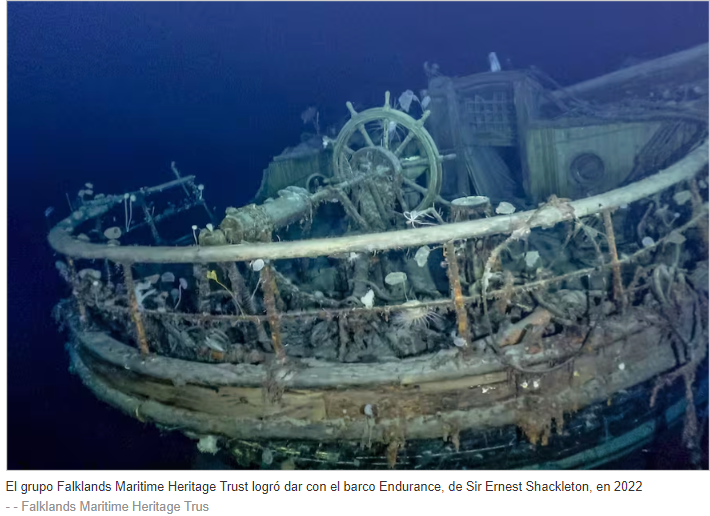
[66,301,697,468]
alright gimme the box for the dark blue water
[7,1,708,469]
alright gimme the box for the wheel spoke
[356,124,376,147]
[343,145,355,156]
[394,130,416,157]
[382,119,390,151]
[402,156,427,169]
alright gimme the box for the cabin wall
[255,149,332,202]
[526,121,662,202]
[427,72,542,200]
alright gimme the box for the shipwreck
[49,44,709,469]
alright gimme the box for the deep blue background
[7,2,708,469]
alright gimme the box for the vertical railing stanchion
[602,209,627,311]
[122,263,150,355]
[193,264,211,313]
[67,257,88,328]
[260,264,285,360]
[444,241,471,349]
[137,193,162,244]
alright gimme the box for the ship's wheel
[331,91,444,213]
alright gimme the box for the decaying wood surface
[497,307,552,347]
[69,316,678,441]
[77,308,654,389]
[553,43,709,105]
[48,141,708,263]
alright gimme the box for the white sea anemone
[196,435,219,455]
[524,250,540,269]
[385,272,407,285]
[360,289,375,309]
[642,236,655,248]
[495,201,516,215]
[392,301,442,330]
[103,226,122,240]
[673,190,691,206]
[414,245,430,267]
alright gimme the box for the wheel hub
[350,146,402,176]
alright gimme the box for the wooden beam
[49,141,708,264]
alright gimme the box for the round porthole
[569,153,605,185]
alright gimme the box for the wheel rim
[332,92,443,212]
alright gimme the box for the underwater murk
[8,2,709,469]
